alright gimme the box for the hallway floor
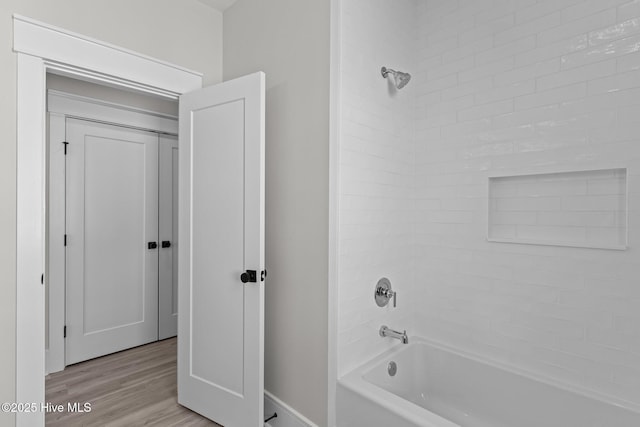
[45,338,221,426]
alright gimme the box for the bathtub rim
[338,336,640,424]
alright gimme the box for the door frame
[14,14,202,426]
[47,91,179,373]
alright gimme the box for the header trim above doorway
[13,14,203,98]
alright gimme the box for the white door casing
[15,15,267,427]
[65,118,159,365]
[15,16,202,425]
[178,72,266,426]
[13,15,202,427]
[159,135,179,340]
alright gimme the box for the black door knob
[148,242,158,249]
[240,270,257,283]
[161,241,171,248]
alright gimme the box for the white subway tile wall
[338,0,419,376]
[338,0,640,406]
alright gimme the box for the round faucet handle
[374,277,397,308]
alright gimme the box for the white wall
[0,2,222,425]
[337,0,419,376]
[414,0,640,407]
[223,1,330,425]
[47,74,179,117]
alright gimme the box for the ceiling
[197,0,238,12]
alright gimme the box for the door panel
[178,72,265,426]
[65,118,159,365]
[159,135,179,340]
[191,100,245,394]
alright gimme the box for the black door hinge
[62,141,69,155]
[64,234,67,246]
[41,274,44,285]
[261,270,267,282]
[63,325,67,338]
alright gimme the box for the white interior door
[65,118,159,365]
[178,72,265,426]
[159,134,179,340]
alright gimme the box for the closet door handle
[161,241,171,248]
[240,270,257,283]
[148,242,158,249]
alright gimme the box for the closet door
[65,118,159,365]
[159,135,178,340]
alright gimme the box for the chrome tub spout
[379,325,409,344]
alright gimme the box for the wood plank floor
[45,338,221,427]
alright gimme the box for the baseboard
[264,390,318,427]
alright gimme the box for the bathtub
[337,337,640,427]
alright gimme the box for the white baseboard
[264,390,318,427]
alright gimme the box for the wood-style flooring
[45,338,221,426]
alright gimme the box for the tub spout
[379,325,409,344]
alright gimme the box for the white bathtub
[337,337,640,427]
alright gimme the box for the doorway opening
[42,72,196,425]
[45,73,180,373]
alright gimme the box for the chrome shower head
[395,71,411,89]
[381,66,411,89]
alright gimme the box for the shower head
[381,66,411,89]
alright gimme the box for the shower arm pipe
[381,66,396,78]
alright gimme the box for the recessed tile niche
[488,169,627,250]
